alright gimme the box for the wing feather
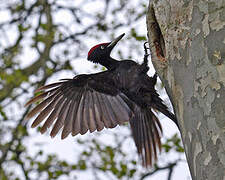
[86,91,97,132]
[72,93,83,136]
[25,91,49,107]
[110,95,130,123]
[40,95,64,134]
[25,72,133,138]
[26,92,57,119]
[116,95,132,115]
[35,82,64,93]
[31,93,61,128]
[91,92,104,131]
[24,68,168,168]
[61,93,78,139]
[50,99,71,138]
[95,93,113,128]
[104,95,119,126]
[80,91,89,135]
[71,89,83,136]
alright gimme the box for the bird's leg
[140,42,150,73]
[143,42,150,66]
[144,42,158,86]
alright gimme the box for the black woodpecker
[25,33,178,167]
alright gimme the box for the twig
[140,161,177,180]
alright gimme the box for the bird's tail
[129,106,162,167]
[151,95,178,127]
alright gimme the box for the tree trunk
[146,0,225,179]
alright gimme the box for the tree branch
[140,161,177,180]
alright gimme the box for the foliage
[0,0,185,179]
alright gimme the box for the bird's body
[25,34,178,167]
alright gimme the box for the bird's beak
[107,33,125,48]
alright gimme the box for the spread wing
[25,71,133,139]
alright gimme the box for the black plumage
[25,33,178,167]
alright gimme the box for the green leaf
[162,144,172,152]
[18,24,30,32]
[0,105,7,120]
[78,160,87,170]
[119,162,127,176]
[129,169,136,177]
[111,166,119,175]
[176,146,185,153]
[130,28,146,41]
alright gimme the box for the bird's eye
[100,46,105,50]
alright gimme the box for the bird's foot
[143,42,150,65]
[144,42,150,55]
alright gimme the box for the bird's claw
[143,42,150,65]
[144,42,150,56]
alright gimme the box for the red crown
[88,43,108,57]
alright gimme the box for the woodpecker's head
[87,33,125,63]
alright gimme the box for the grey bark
[146,0,225,180]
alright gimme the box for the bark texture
[147,0,225,179]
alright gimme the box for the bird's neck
[99,57,119,70]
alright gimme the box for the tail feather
[151,95,178,127]
[130,106,162,167]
